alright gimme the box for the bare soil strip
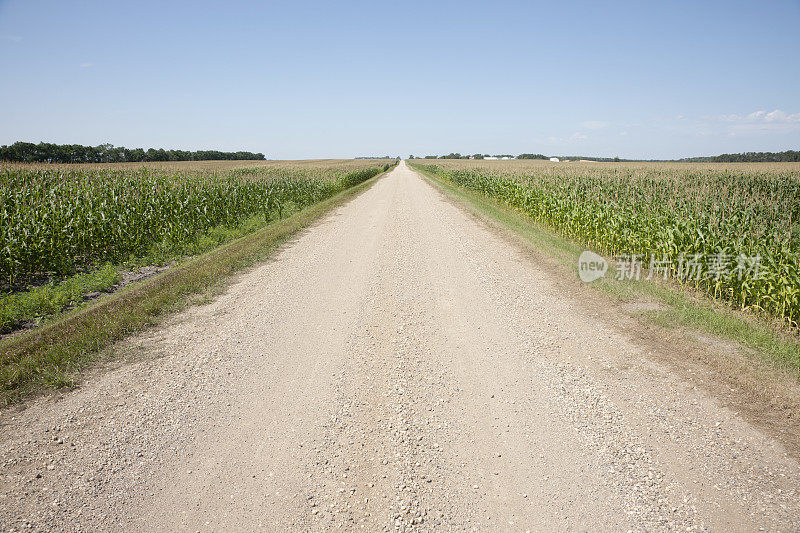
[1,162,798,531]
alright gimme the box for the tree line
[0,142,265,163]
[679,150,800,163]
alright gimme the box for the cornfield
[1,160,394,285]
[412,160,800,326]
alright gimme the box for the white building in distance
[549,157,560,162]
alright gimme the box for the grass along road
[0,162,798,530]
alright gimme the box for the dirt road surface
[2,162,799,531]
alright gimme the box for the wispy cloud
[1,35,22,42]
[668,109,800,137]
[709,109,800,124]
[570,132,588,140]
[79,62,94,68]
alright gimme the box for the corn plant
[0,162,392,287]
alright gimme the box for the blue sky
[1,0,798,159]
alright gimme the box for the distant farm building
[549,157,560,162]
[501,156,512,160]
[485,156,498,160]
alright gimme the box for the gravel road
[2,161,799,531]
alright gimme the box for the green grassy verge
[0,169,390,405]
[0,264,121,333]
[411,163,800,375]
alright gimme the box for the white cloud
[706,109,800,124]
[570,132,588,140]
[692,109,800,136]
[80,62,94,68]
[1,35,22,42]
[745,109,800,123]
